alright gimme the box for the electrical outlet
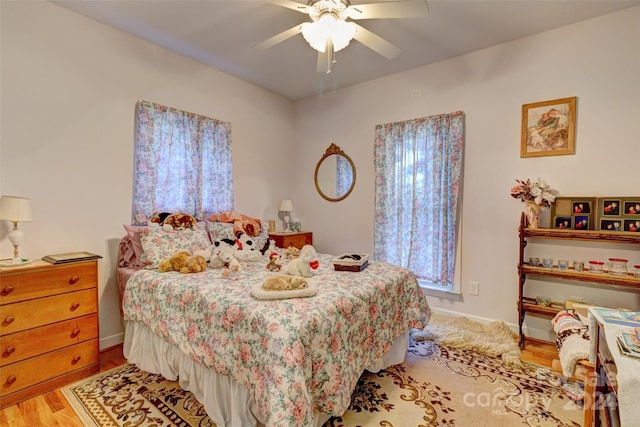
[469,281,479,296]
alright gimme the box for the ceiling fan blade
[263,0,309,14]
[352,23,401,59]
[254,24,304,50]
[348,0,429,20]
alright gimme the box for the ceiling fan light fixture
[301,14,356,53]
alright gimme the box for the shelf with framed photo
[516,212,640,349]
[550,196,596,230]
[598,196,640,233]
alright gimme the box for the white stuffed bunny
[283,245,319,278]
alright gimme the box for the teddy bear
[262,275,308,291]
[283,245,319,278]
[183,254,208,273]
[159,250,207,274]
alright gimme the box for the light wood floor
[0,339,560,427]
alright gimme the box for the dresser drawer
[0,261,97,304]
[0,314,98,367]
[0,339,99,398]
[0,289,97,336]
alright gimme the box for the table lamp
[279,199,294,232]
[0,196,33,260]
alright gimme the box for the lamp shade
[0,196,33,222]
[279,200,294,212]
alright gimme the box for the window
[132,100,233,224]
[373,111,464,290]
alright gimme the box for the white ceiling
[52,0,640,101]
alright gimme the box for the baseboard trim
[100,331,124,351]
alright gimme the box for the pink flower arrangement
[510,178,556,208]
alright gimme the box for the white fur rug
[410,312,522,368]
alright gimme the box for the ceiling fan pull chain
[326,38,334,73]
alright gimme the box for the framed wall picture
[597,197,640,231]
[551,196,596,230]
[520,96,576,158]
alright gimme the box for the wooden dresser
[268,231,313,249]
[0,260,100,408]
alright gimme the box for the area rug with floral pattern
[62,339,582,427]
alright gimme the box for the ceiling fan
[255,0,429,73]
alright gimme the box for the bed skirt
[123,320,409,427]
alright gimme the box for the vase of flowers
[510,178,556,228]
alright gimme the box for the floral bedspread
[122,253,429,427]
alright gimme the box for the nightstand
[0,260,100,408]
[268,231,313,249]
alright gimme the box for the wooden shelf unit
[517,213,640,348]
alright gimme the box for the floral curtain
[132,100,233,224]
[373,111,464,287]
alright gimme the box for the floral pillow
[139,225,211,269]
[252,221,270,253]
[206,221,236,243]
[206,220,270,252]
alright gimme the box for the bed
[116,221,430,427]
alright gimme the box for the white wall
[2,2,639,348]
[293,7,640,340]
[1,1,295,348]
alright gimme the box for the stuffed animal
[218,245,241,272]
[159,250,207,274]
[193,245,227,269]
[184,254,208,273]
[267,239,278,255]
[151,211,197,232]
[262,275,308,291]
[284,245,300,260]
[283,245,319,278]
[219,246,241,278]
[266,252,282,271]
[234,232,262,262]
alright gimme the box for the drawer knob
[70,302,80,311]
[4,346,16,355]
[72,355,82,364]
[69,275,80,285]
[6,375,16,385]
[3,316,15,325]
[1,285,14,295]
[71,328,81,338]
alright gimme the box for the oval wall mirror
[314,143,356,202]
